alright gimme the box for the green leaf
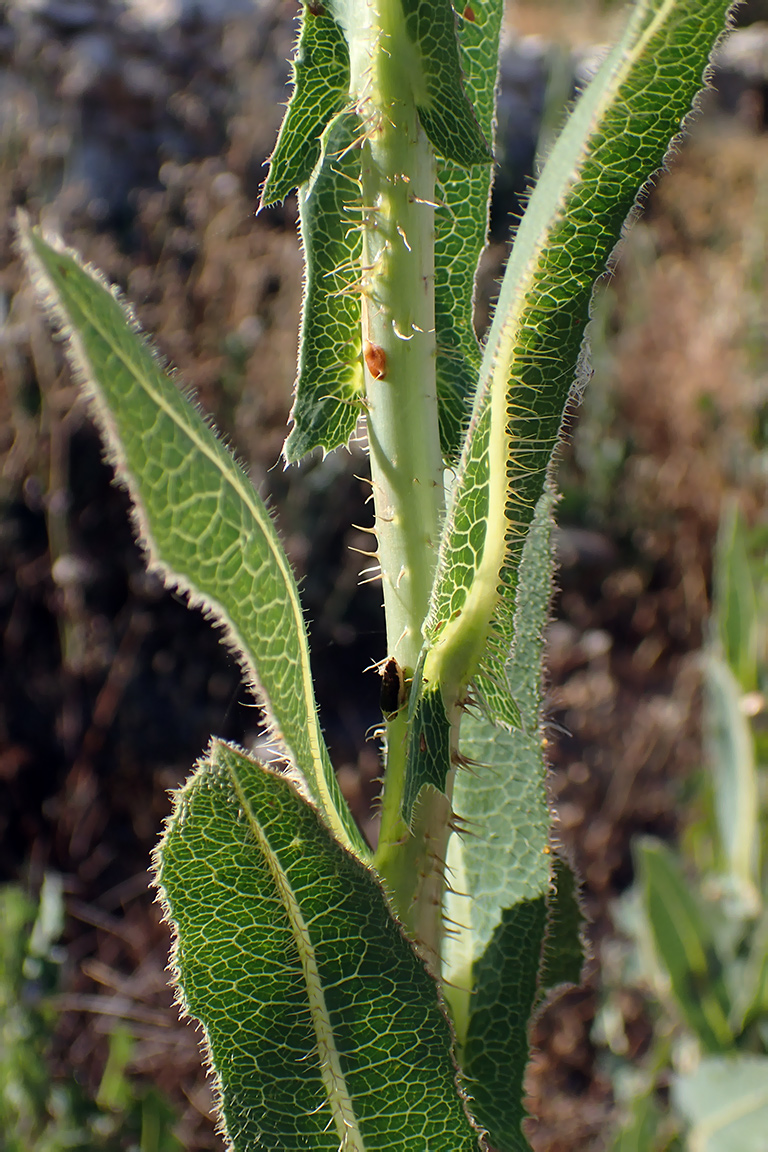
[714,502,759,693]
[703,652,760,899]
[284,111,365,461]
[259,4,350,208]
[434,0,504,459]
[319,0,488,167]
[402,671,452,822]
[155,740,478,1152]
[19,219,366,860]
[457,901,545,1152]
[400,0,490,167]
[441,494,556,1152]
[420,0,736,740]
[538,854,585,998]
[636,839,733,1053]
[672,1055,768,1152]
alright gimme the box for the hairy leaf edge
[152,738,482,1151]
[17,214,365,860]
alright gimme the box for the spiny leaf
[402,670,452,822]
[259,3,350,209]
[19,219,366,860]
[155,740,479,1152]
[434,0,504,459]
[418,0,737,778]
[284,110,365,462]
[538,854,585,999]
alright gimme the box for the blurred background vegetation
[1,0,767,1148]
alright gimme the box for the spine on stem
[350,3,444,676]
[350,3,446,924]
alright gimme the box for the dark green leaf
[260,4,350,208]
[156,740,479,1151]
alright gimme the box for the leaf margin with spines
[283,109,366,462]
[434,0,504,460]
[154,738,480,1151]
[18,216,366,860]
[259,3,351,210]
[404,0,739,819]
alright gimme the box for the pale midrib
[28,236,354,853]
[231,764,367,1152]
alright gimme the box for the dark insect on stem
[306,1,325,15]
[364,341,387,380]
[380,657,406,720]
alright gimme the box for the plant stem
[350,3,446,915]
[351,2,445,676]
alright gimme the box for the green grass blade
[259,4,350,209]
[421,0,736,732]
[434,0,503,459]
[714,502,759,692]
[636,838,733,1053]
[703,652,760,899]
[155,740,478,1152]
[442,494,555,1151]
[19,220,365,860]
[284,111,365,462]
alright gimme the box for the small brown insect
[463,5,476,21]
[364,341,387,380]
[307,0,325,15]
[380,657,406,720]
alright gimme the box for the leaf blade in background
[703,652,760,901]
[283,111,365,462]
[636,838,733,1053]
[19,221,365,860]
[155,740,478,1152]
[672,1055,768,1152]
[714,502,759,693]
[434,0,504,460]
[259,3,350,209]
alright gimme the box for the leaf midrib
[228,755,367,1152]
[51,251,335,828]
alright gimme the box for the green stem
[350,3,446,915]
[351,2,444,674]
